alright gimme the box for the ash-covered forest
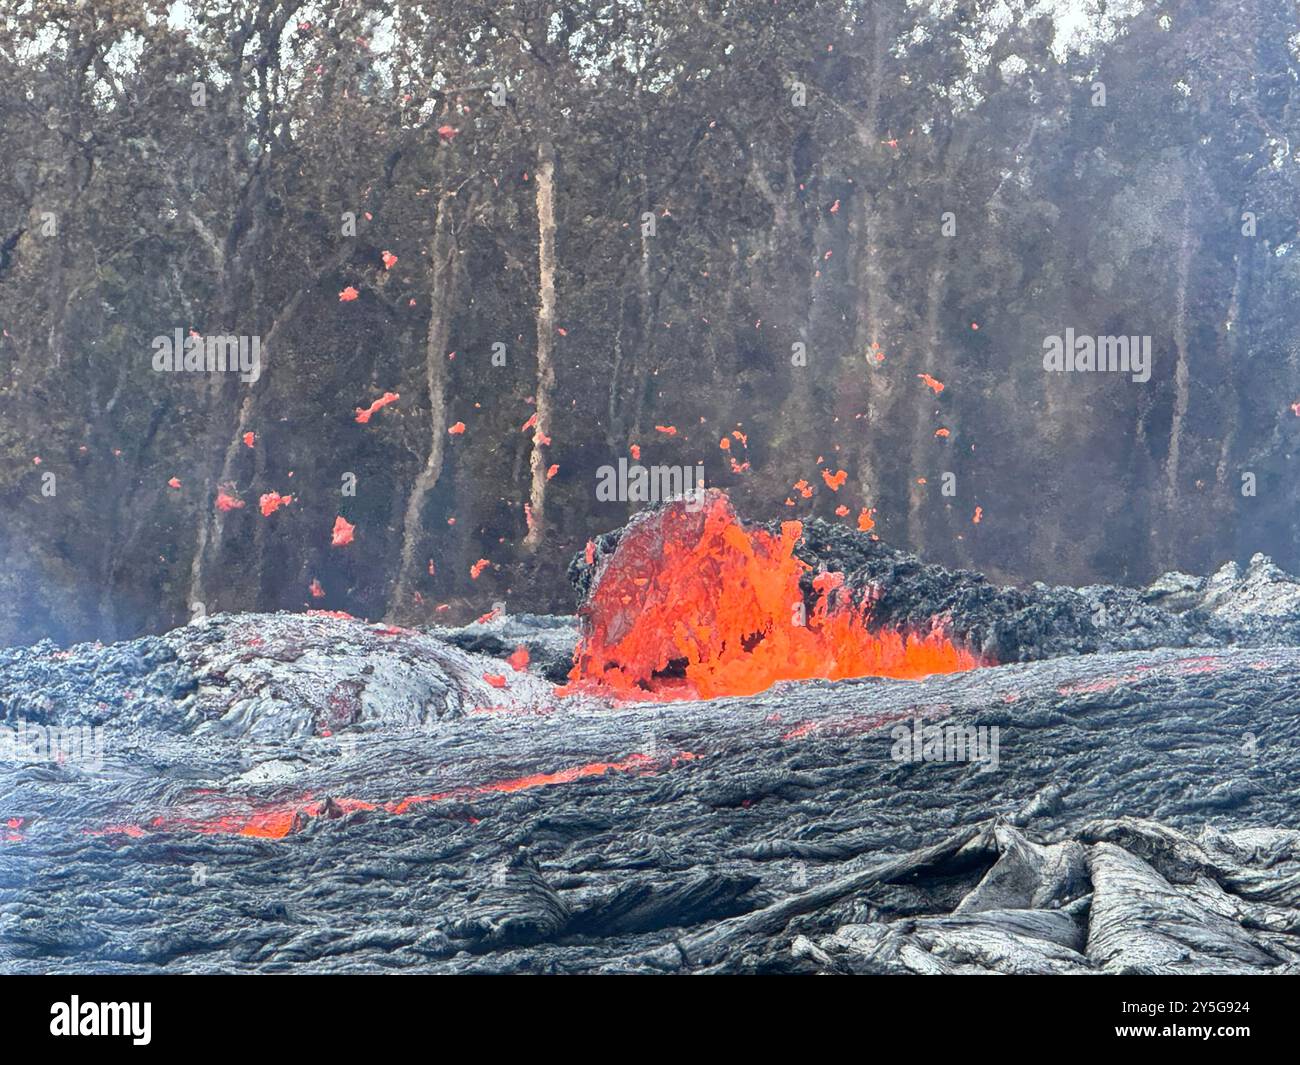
[0,0,1296,647]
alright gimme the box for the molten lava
[562,492,981,700]
[91,752,686,840]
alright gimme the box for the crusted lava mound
[3,495,1300,973]
[569,490,1300,673]
[562,491,980,699]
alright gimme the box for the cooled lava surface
[3,495,1300,973]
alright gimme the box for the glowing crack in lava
[562,492,982,700]
[89,753,694,840]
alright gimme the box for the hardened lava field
[4,500,1300,974]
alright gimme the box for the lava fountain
[562,491,983,700]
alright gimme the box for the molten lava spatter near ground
[562,492,980,699]
[3,497,1300,973]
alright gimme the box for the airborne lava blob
[562,492,981,700]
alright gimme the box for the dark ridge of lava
[2,499,1300,973]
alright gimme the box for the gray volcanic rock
[3,625,1300,973]
[3,498,1300,974]
[796,819,1300,976]
[0,610,556,740]
[433,613,580,684]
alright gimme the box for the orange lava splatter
[546,463,559,480]
[381,250,398,270]
[630,444,641,460]
[935,427,950,438]
[917,373,945,394]
[242,431,255,448]
[258,494,292,517]
[561,493,980,701]
[857,507,876,532]
[483,673,508,688]
[167,477,181,489]
[331,515,355,546]
[821,468,847,491]
[470,558,490,580]
[973,506,983,524]
[259,491,293,516]
[654,425,677,435]
[215,489,245,512]
[355,391,399,423]
[339,286,360,302]
[448,421,466,435]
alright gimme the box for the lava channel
[89,752,693,840]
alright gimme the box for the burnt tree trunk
[524,139,558,551]
[392,192,460,613]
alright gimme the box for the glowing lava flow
[562,492,981,700]
[91,752,688,840]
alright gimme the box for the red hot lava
[562,492,981,700]
[90,752,688,840]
